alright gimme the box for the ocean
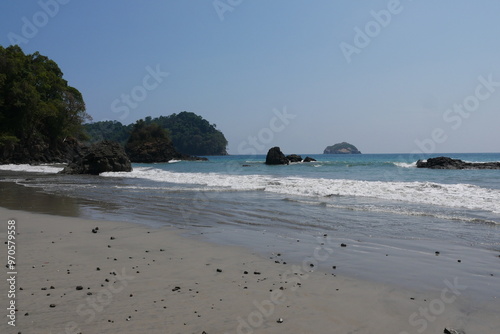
[1,153,500,298]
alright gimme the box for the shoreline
[1,207,499,333]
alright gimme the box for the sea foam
[102,167,500,214]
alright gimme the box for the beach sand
[0,207,497,334]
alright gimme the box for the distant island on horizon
[323,142,361,154]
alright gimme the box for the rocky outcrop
[0,137,84,164]
[265,147,289,165]
[60,140,132,175]
[286,154,303,163]
[266,149,318,164]
[126,140,207,163]
[324,142,361,154]
[416,156,500,169]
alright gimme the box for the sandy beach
[1,206,498,334]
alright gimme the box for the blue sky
[1,0,500,154]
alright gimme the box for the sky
[1,0,500,154]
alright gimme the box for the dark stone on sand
[435,251,440,255]
[76,286,83,290]
[303,156,317,162]
[265,147,289,165]
[61,140,132,175]
[216,268,222,273]
[50,304,56,308]
[91,228,97,233]
[254,271,261,275]
[444,328,465,334]
[417,156,500,169]
[172,286,181,292]
[341,243,347,247]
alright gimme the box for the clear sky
[1,0,500,154]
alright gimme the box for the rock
[444,328,465,334]
[76,286,83,290]
[265,147,289,165]
[324,142,361,154]
[286,154,303,163]
[303,156,317,162]
[60,140,132,175]
[417,156,500,169]
[0,136,85,164]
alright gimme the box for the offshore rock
[61,140,132,175]
[286,154,303,163]
[323,142,361,154]
[265,147,289,165]
[416,156,500,169]
[303,156,317,162]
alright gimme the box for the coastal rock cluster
[265,147,317,165]
[416,156,500,169]
[125,138,207,163]
[61,140,132,175]
[0,137,84,165]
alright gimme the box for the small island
[323,142,361,154]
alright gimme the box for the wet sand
[1,207,498,334]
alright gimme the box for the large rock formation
[416,156,500,169]
[265,147,289,165]
[0,137,84,164]
[324,142,361,154]
[61,140,132,175]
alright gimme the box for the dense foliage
[0,45,91,151]
[125,120,172,151]
[146,112,227,155]
[83,120,131,146]
[85,112,228,156]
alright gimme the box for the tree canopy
[0,45,91,150]
[85,112,228,156]
[147,112,227,155]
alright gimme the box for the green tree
[0,45,91,151]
